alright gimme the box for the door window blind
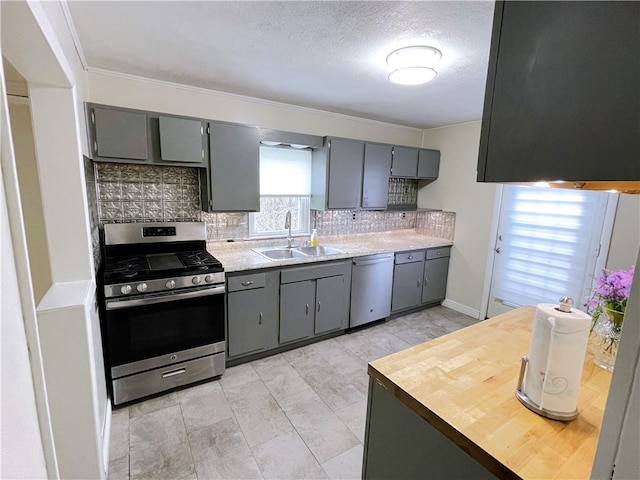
[492,185,609,310]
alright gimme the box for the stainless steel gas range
[99,222,225,405]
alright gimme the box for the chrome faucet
[284,210,293,247]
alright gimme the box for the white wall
[419,121,497,317]
[607,194,640,271]
[8,97,51,303]
[87,70,424,147]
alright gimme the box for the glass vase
[590,308,624,372]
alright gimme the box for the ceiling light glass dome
[386,46,442,85]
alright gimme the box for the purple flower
[587,265,635,317]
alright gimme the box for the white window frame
[248,195,311,239]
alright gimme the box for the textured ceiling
[67,1,495,129]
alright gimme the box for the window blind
[259,146,311,195]
[492,185,609,309]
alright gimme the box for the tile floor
[108,306,477,480]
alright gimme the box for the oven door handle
[106,286,225,310]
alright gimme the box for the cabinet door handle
[417,280,421,288]
[241,280,254,286]
[305,304,309,315]
[424,276,429,284]
[317,301,321,313]
[258,312,262,325]
[408,255,413,260]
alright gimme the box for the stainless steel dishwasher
[349,253,394,328]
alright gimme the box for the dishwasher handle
[352,255,393,266]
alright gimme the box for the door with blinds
[486,185,614,318]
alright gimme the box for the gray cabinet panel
[93,107,149,160]
[362,144,392,209]
[478,2,639,183]
[391,146,418,177]
[363,379,496,479]
[159,116,204,164]
[417,149,440,179]
[391,261,424,312]
[327,138,364,209]
[227,287,269,358]
[280,280,315,344]
[208,122,259,212]
[314,276,345,334]
[422,256,449,305]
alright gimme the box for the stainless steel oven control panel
[104,271,226,298]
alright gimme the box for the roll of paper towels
[523,303,592,414]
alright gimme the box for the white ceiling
[66,1,495,129]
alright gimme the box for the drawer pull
[408,255,413,260]
[241,280,254,286]
[162,368,186,378]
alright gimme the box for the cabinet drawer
[281,261,350,284]
[426,247,451,260]
[228,273,266,292]
[395,250,425,265]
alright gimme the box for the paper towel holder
[515,356,579,421]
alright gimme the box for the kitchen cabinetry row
[86,103,440,213]
[226,247,450,364]
[311,137,440,211]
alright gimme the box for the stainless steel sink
[252,245,345,260]
[252,247,307,260]
[294,245,345,256]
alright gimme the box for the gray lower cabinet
[391,250,425,312]
[227,271,279,360]
[391,247,450,312]
[422,247,450,305]
[363,378,496,479]
[279,261,351,344]
[204,121,260,212]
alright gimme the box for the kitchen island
[363,306,612,479]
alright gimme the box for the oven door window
[105,293,224,367]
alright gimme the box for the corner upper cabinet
[203,121,260,212]
[311,137,364,210]
[391,146,440,179]
[157,116,206,166]
[477,1,640,183]
[89,104,149,161]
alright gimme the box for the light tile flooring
[108,306,476,480]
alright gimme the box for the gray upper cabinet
[91,106,149,161]
[311,137,364,210]
[417,149,440,179]
[391,146,418,178]
[204,121,260,212]
[158,116,205,165]
[87,103,207,167]
[477,1,639,184]
[392,146,440,179]
[362,143,392,209]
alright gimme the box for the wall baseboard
[442,299,482,320]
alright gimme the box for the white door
[486,185,615,318]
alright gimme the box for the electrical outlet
[404,186,409,194]
[401,212,406,219]
[352,212,357,220]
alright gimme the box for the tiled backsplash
[95,163,201,223]
[93,163,455,242]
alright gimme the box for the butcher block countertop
[367,306,612,480]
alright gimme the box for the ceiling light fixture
[386,46,442,85]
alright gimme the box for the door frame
[479,184,619,319]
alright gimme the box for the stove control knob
[137,283,148,293]
[204,275,214,283]
[120,285,132,295]
[166,280,176,289]
[192,276,201,285]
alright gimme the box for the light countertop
[367,306,612,480]
[207,229,453,273]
